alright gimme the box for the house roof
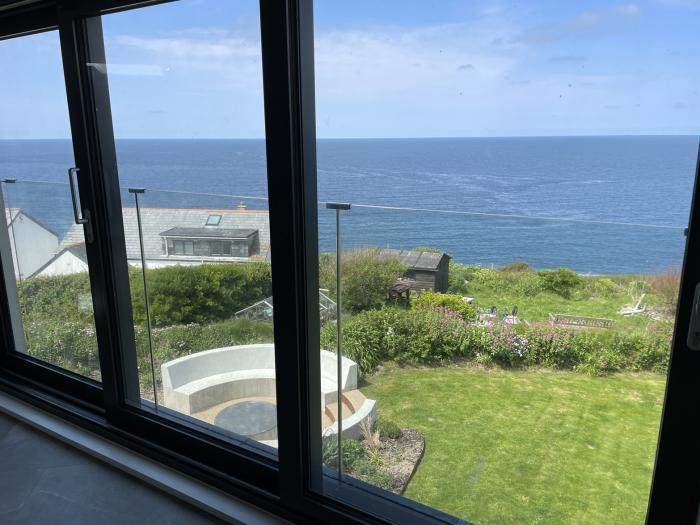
[160,227,257,239]
[30,243,88,278]
[4,207,59,237]
[378,248,449,271]
[61,208,270,260]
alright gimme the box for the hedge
[23,317,273,384]
[320,307,671,377]
[129,263,272,327]
[319,248,406,313]
[17,263,273,329]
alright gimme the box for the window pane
[313,2,694,523]
[99,0,276,455]
[0,32,101,381]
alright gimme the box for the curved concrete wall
[162,344,358,414]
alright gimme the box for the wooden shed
[379,249,451,292]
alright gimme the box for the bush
[18,273,94,325]
[538,268,583,298]
[130,263,272,327]
[322,434,368,471]
[412,291,476,321]
[651,267,681,311]
[593,278,617,298]
[321,306,672,378]
[498,261,532,273]
[319,248,407,313]
[376,418,401,439]
[448,262,481,294]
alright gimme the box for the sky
[1,0,700,138]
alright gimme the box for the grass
[459,269,669,332]
[362,364,665,525]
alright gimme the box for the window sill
[0,390,289,525]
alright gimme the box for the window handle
[67,167,93,243]
[687,283,700,350]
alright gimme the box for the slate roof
[160,227,257,239]
[61,208,270,261]
[378,248,448,271]
[5,207,59,236]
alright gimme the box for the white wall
[37,250,89,277]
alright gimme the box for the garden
[14,250,677,524]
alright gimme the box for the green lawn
[362,365,666,525]
[469,278,656,331]
[468,286,652,332]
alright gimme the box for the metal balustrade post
[129,188,158,411]
[326,202,351,479]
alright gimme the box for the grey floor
[0,411,224,524]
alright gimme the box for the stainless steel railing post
[129,188,158,411]
[326,202,351,479]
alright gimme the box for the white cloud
[116,35,260,60]
[617,4,641,17]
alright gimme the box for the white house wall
[37,251,89,277]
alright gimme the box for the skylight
[206,214,222,226]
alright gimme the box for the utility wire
[13,178,686,231]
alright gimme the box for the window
[99,0,279,458]
[0,2,699,525]
[206,214,222,226]
[0,31,101,381]
[311,1,698,524]
[172,239,196,256]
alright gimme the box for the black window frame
[1,1,700,524]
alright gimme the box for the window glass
[0,31,101,380]
[313,2,695,523]
[100,0,276,455]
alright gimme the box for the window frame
[1,1,699,524]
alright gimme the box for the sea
[1,136,698,275]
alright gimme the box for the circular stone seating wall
[161,344,375,440]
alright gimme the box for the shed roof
[378,248,448,271]
[160,227,257,239]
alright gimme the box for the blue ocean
[1,136,697,274]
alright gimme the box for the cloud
[617,4,641,17]
[116,35,260,60]
[514,5,640,44]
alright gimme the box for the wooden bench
[549,313,614,329]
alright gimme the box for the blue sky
[1,0,699,138]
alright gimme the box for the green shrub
[467,266,543,296]
[18,273,94,325]
[447,262,481,294]
[412,246,445,254]
[498,261,532,273]
[130,263,272,327]
[538,268,583,298]
[319,248,407,313]
[412,291,476,321]
[592,278,617,298]
[376,418,401,439]
[322,435,368,471]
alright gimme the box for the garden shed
[378,249,450,292]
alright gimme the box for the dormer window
[205,214,222,226]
